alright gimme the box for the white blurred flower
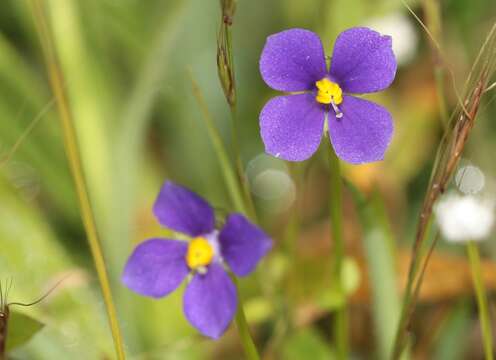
[455,165,485,194]
[434,193,495,243]
[365,11,418,66]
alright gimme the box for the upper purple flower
[122,181,272,339]
[259,27,397,164]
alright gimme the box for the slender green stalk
[28,1,125,359]
[217,3,258,222]
[327,138,348,359]
[189,72,248,215]
[423,0,448,128]
[233,277,260,360]
[230,105,258,222]
[467,241,494,360]
[191,74,260,359]
[434,67,449,127]
[229,105,241,170]
[215,6,260,357]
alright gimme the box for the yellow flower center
[186,237,214,269]
[315,78,343,105]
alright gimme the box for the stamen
[330,101,343,119]
[315,78,344,119]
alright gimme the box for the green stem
[467,241,494,360]
[218,15,257,223]
[233,278,260,360]
[189,72,248,215]
[230,105,258,222]
[434,67,449,128]
[28,1,126,359]
[327,138,348,359]
[423,0,448,129]
[190,73,259,360]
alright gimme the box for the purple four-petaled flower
[259,27,397,164]
[122,181,272,339]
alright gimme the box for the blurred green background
[0,0,495,359]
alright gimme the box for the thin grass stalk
[217,2,258,222]
[189,72,248,215]
[28,1,125,358]
[190,74,260,358]
[423,0,448,127]
[467,242,494,360]
[230,105,258,222]
[327,137,348,359]
[231,276,260,360]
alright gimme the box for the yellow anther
[186,237,214,269]
[315,78,343,105]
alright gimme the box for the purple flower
[122,181,272,339]
[259,27,397,164]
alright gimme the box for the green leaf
[6,310,44,351]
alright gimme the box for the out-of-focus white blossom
[455,165,485,194]
[364,11,418,66]
[434,193,495,243]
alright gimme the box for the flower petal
[153,181,215,237]
[219,214,272,276]
[122,239,189,298]
[328,95,393,164]
[260,28,327,92]
[183,263,237,339]
[329,27,396,94]
[260,93,325,161]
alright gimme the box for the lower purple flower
[122,181,272,339]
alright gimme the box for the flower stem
[327,139,348,359]
[28,1,126,359]
[217,9,258,223]
[188,72,248,216]
[229,105,258,222]
[233,277,260,360]
[467,241,494,360]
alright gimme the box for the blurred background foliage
[0,0,495,359]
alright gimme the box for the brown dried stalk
[392,21,496,359]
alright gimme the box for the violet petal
[329,27,396,94]
[153,181,215,237]
[122,238,189,298]
[260,93,325,161]
[183,263,237,339]
[260,28,327,92]
[328,95,393,164]
[219,214,272,277]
